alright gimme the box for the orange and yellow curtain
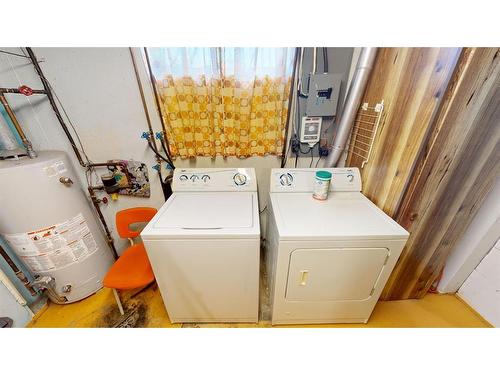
[147,48,295,158]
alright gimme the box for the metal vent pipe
[324,47,377,167]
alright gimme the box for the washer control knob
[179,174,188,181]
[233,173,247,186]
[201,175,210,182]
[347,174,354,182]
[190,175,199,181]
[279,173,293,186]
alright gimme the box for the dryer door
[285,248,389,301]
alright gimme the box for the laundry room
[1,3,498,374]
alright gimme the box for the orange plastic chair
[103,207,157,315]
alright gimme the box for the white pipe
[312,47,317,74]
[323,47,378,167]
[0,267,29,308]
[0,118,19,151]
[297,48,306,97]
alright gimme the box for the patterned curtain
[147,48,295,158]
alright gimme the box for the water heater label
[43,160,67,178]
[3,213,98,273]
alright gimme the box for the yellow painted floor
[27,283,491,328]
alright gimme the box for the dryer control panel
[269,168,361,193]
[172,168,257,192]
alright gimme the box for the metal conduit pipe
[324,47,378,167]
[25,47,87,168]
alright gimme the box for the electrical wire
[281,52,302,168]
[321,117,334,137]
[46,79,92,165]
[315,155,322,168]
[297,48,309,98]
[18,48,93,166]
[0,49,34,59]
[309,148,314,167]
[159,135,175,168]
[281,136,292,168]
[147,138,174,168]
[323,47,328,73]
[296,82,302,139]
[280,48,299,168]
[259,205,267,215]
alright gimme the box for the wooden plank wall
[382,48,500,299]
[347,48,500,300]
[347,48,461,216]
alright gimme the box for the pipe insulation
[0,267,29,309]
[0,112,19,150]
[0,93,37,158]
[324,47,378,167]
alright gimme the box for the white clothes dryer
[266,168,409,325]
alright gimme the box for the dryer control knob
[201,175,210,182]
[347,174,354,182]
[279,173,293,186]
[179,174,188,181]
[233,173,247,186]
[190,175,199,181]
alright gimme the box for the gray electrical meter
[305,73,342,117]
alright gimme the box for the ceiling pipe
[25,47,87,167]
[323,47,378,167]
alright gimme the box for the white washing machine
[266,168,409,325]
[141,168,260,323]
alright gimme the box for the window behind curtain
[147,47,295,158]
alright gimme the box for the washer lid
[270,192,409,240]
[141,192,259,239]
[155,192,253,229]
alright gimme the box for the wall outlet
[291,138,300,154]
[319,138,329,156]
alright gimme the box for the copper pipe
[0,92,36,158]
[0,88,46,94]
[87,186,118,260]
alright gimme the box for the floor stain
[94,288,151,328]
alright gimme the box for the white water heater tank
[0,150,113,303]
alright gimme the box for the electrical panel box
[300,116,322,146]
[306,73,342,117]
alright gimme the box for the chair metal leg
[112,288,124,315]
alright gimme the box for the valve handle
[18,85,33,96]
